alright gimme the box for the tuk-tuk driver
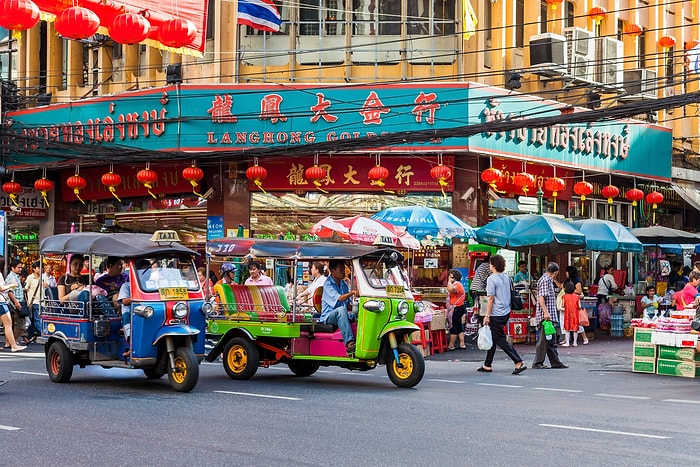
[321,259,358,354]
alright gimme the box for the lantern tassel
[313,180,329,194]
[439,177,448,198]
[109,186,122,202]
[189,180,203,197]
[371,180,394,194]
[73,188,86,205]
[40,191,50,207]
[580,195,586,215]
[9,193,18,207]
[11,30,21,42]
[254,179,267,194]
[144,183,157,199]
[489,183,506,194]
[552,192,557,212]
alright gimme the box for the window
[300,0,344,36]
[638,29,646,69]
[564,1,574,28]
[515,0,524,48]
[407,0,455,36]
[540,0,547,33]
[206,0,215,40]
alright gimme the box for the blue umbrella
[371,206,475,239]
[570,219,643,253]
[476,214,586,255]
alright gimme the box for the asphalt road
[0,336,698,466]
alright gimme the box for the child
[561,282,581,347]
[640,285,661,319]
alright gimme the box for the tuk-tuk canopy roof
[207,238,386,260]
[41,233,198,257]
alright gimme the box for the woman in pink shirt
[676,271,700,310]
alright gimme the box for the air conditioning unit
[622,68,658,99]
[595,37,623,88]
[563,27,595,82]
[529,33,567,77]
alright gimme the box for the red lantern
[2,180,21,207]
[34,177,54,207]
[109,13,151,45]
[305,165,328,193]
[545,0,563,11]
[182,164,204,196]
[588,6,607,24]
[513,172,535,195]
[101,171,122,202]
[66,174,87,204]
[0,0,39,33]
[480,168,502,190]
[625,188,644,206]
[137,167,158,199]
[544,176,565,210]
[54,6,100,40]
[601,184,619,217]
[658,35,676,49]
[368,165,393,193]
[623,23,643,37]
[573,181,593,215]
[686,40,700,51]
[646,191,664,224]
[158,17,197,48]
[429,164,452,198]
[246,163,268,193]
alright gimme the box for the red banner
[489,158,574,199]
[249,156,454,193]
[60,162,195,202]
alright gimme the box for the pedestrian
[532,262,568,369]
[596,265,618,305]
[43,262,57,288]
[446,269,466,351]
[469,254,491,323]
[560,282,581,347]
[0,258,26,352]
[24,261,45,340]
[564,265,588,345]
[6,259,29,345]
[477,254,526,374]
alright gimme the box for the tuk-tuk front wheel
[386,343,425,388]
[167,347,199,392]
[223,337,259,380]
[47,341,74,383]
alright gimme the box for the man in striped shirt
[532,262,568,369]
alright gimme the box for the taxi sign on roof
[151,230,180,243]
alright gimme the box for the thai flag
[238,0,282,33]
[688,41,700,74]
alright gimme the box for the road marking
[427,379,466,384]
[662,399,700,405]
[0,424,21,431]
[540,424,671,439]
[596,393,651,400]
[214,391,301,401]
[533,387,582,393]
[11,371,46,376]
[475,383,523,388]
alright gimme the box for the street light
[536,187,544,214]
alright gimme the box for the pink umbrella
[311,215,420,250]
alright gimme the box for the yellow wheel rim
[171,356,187,384]
[226,345,248,374]
[391,352,414,380]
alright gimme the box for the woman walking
[446,269,466,350]
[0,258,26,352]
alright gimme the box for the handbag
[578,308,590,327]
[13,301,30,318]
[510,279,523,310]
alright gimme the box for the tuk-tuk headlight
[173,302,188,319]
[414,301,425,313]
[397,300,409,317]
[363,300,386,313]
[201,301,213,315]
[133,305,154,318]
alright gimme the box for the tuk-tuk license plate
[159,287,188,300]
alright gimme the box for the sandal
[476,366,492,372]
[447,346,456,351]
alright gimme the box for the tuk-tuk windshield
[360,257,410,290]
[133,257,199,292]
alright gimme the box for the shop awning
[672,181,700,212]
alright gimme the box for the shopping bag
[578,308,590,327]
[477,325,493,350]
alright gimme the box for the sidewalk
[427,330,633,363]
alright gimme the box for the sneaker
[561,343,570,347]
[573,343,578,347]
[532,363,550,369]
[551,363,569,369]
[346,341,356,353]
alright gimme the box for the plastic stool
[410,321,432,353]
[430,329,448,353]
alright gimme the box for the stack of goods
[631,320,699,378]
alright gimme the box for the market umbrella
[570,219,643,253]
[310,215,421,249]
[370,206,476,239]
[630,226,700,244]
[475,214,586,256]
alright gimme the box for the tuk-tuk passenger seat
[311,287,337,333]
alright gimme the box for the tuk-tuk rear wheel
[47,341,73,383]
[386,343,425,388]
[167,347,199,392]
[223,337,259,380]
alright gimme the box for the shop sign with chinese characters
[253,156,453,193]
[7,84,671,180]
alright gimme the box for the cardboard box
[632,343,657,359]
[675,333,698,348]
[651,331,676,346]
[657,345,700,362]
[430,312,446,331]
[415,344,431,358]
[634,328,653,343]
[656,359,700,378]
[632,357,656,374]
